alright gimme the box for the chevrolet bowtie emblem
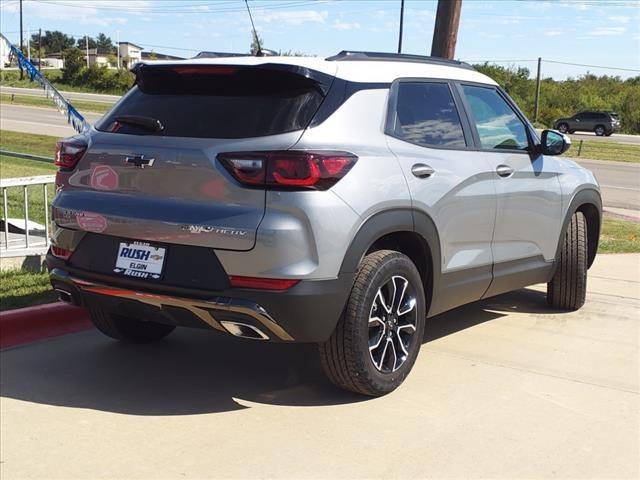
[124,155,155,168]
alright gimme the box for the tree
[148,50,158,60]
[96,33,115,53]
[33,30,75,54]
[250,33,264,55]
[61,48,85,84]
[76,37,97,49]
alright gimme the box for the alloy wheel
[368,275,418,373]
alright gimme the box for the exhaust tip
[220,321,269,341]
[55,288,74,304]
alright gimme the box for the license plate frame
[113,241,166,280]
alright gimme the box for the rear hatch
[53,63,333,251]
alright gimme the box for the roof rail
[325,51,475,70]
[193,52,251,59]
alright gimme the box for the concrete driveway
[1,253,638,479]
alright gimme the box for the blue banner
[1,32,88,134]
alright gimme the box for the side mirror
[540,129,571,156]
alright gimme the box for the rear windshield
[96,65,326,139]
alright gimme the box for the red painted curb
[0,302,92,349]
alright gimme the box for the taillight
[218,151,357,190]
[228,276,299,291]
[50,245,72,260]
[54,138,87,170]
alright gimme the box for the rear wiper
[113,115,164,133]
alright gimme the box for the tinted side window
[392,82,466,148]
[461,84,529,151]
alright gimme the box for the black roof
[193,49,279,59]
[325,51,475,70]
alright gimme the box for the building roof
[118,41,143,49]
[87,48,114,56]
[141,51,184,61]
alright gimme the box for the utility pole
[38,28,42,71]
[116,30,120,69]
[398,0,405,54]
[431,0,462,59]
[85,35,89,68]
[27,25,31,62]
[534,57,542,122]
[19,0,24,78]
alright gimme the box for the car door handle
[496,165,514,178]
[411,164,434,178]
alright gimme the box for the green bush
[60,47,85,84]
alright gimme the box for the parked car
[48,51,602,396]
[553,111,621,136]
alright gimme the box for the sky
[1,0,639,79]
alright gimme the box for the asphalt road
[1,104,638,211]
[573,157,640,211]
[0,85,119,104]
[566,131,640,145]
[1,253,638,479]
[0,104,104,138]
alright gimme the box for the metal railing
[0,150,55,257]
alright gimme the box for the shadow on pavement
[1,288,557,415]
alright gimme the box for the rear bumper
[48,262,353,343]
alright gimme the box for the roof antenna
[244,0,263,56]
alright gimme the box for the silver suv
[48,51,602,396]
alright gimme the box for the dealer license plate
[114,241,166,280]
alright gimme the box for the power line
[465,59,538,63]
[244,0,262,55]
[28,0,331,14]
[467,59,639,73]
[543,59,640,73]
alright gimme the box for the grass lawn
[1,129,59,157]
[1,93,113,115]
[1,130,58,226]
[599,216,640,253]
[565,140,640,163]
[0,269,57,311]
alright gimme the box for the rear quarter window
[389,81,467,148]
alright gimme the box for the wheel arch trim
[338,208,442,312]
[556,188,602,268]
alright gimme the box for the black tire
[557,123,569,134]
[89,307,176,343]
[318,250,426,396]
[547,211,587,311]
[594,125,606,136]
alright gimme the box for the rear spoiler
[130,62,336,95]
